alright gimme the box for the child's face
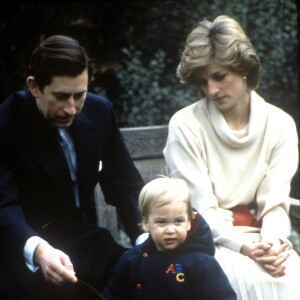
[142,202,191,251]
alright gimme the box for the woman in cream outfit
[164,15,300,300]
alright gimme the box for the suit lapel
[20,96,101,205]
[21,98,71,182]
[71,111,101,185]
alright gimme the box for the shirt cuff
[23,236,48,272]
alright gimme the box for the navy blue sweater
[101,212,236,300]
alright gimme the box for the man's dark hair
[28,35,93,90]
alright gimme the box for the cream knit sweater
[164,91,299,252]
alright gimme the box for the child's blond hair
[138,176,193,220]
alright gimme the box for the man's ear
[26,76,40,97]
[141,216,149,232]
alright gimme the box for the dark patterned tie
[58,130,80,208]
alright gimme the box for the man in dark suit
[0,35,144,299]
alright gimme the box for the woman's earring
[243,76,247,80]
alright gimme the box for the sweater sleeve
[192,255,237,300]
[257,107,298,243]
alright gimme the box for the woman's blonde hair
[177,15,260,90]
[139,177,193,220]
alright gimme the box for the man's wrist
[24,236,48,272]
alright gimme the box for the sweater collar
[207,90,269,148]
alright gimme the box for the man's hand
[241,240,290,278]
[34,242,78,286]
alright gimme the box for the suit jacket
[0,89,144,259]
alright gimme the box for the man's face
[27,69,88,128]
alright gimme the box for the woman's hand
[240,240,290,277]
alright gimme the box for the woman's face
[194,63,249,114]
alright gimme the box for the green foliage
[114,47,197,126]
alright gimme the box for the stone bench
[94,125,300,251]
[94,125,168,246]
